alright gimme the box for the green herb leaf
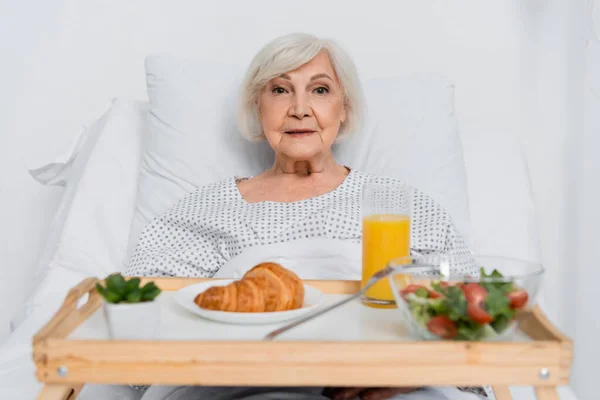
[457,323,484,341]
[106,274,126,296]
[142,287,161,301]
[429,298,447,315]
[97,282,121,303]
[484,288,515,321]
[103,290,122,304]
[443,286,468,322]
[96,283,106,296]
[126,289,142,303]
[491,314,512,333]
[415,287,429,298]
[480,268,514,294]
[97,275,160,304]
[141,282,158,294]
[125,277,141,292]
[408,297,432,326]
[431,281,443,293]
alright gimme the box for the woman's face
[258,52,347,161]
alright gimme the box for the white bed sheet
[0,267,87,399]
[0,267,142,399]
[0,264,581,400]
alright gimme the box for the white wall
[0,0,528,338]
[0,0,591,396]
[0,1,67,342]
[567,0,600,395]
[517,0,583,326]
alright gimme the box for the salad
[399,268,529,341]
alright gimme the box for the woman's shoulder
[350,169,409,188]
[163,177,241,215]
[350,170,448,213]
[186,177,239,199]
[352,169,465,244]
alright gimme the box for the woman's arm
[125,237,179,278]
[442,216,479,276]
[409,186,477,276]
[124,190,216,278]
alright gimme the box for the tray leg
[492,386,513,400]
[37,384,82,400]
[534,387,559,400]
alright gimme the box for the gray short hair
[237,33,365,142]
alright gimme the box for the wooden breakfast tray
[33,277,572,400]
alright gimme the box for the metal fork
[263,265,401,340]
[263,263,443,341]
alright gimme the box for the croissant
[194,262,305,312]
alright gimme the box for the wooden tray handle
[34,277,101,344]
[518,305,571,343]
[532,306,570,342]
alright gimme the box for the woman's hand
[322,386,419,400]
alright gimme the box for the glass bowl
[387,254,544,341]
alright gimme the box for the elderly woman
[121,33,492,400]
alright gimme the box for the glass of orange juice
[361,183,412,308]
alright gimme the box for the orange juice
[362,214,411,306]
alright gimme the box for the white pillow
[12,99,147,330]
[28,100,115,187]
[126,56,274,260]
[126,54,472,261]
[26,99,116,288]
[49,99,147,276]
[334,75,471,241]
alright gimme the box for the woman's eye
[314,87,329,95]
[272,87,287,94]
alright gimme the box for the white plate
[173,280,325,325]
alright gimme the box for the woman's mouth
[284,129,316,136]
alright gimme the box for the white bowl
[103,301,160,340]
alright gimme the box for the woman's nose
[288,93,313,119]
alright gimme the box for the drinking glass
[361,183,412,307]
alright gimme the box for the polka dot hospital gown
[124,169,493,400]
[125,169,475,278]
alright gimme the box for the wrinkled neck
[270,151,343,177]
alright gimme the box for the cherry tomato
[508,289,529,309]
[400,284,426,299]
[463,283,488,304]
[426,316,458,339]
[428,290,443,299]
[467,303,494,324]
